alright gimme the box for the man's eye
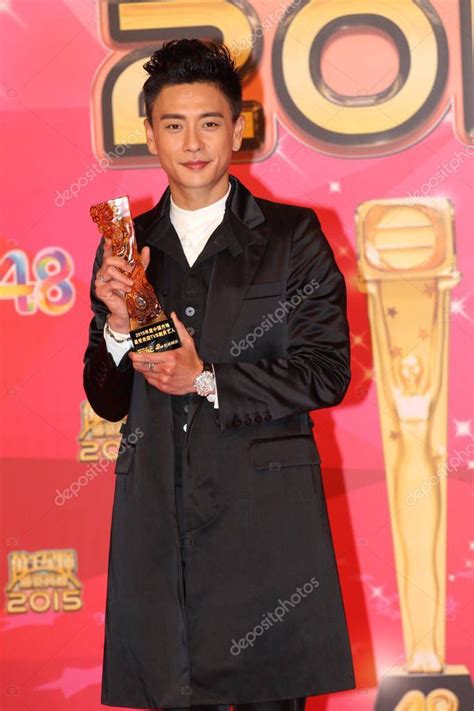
[166,124,180,130]
[204,122,219,128]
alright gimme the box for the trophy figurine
[90,196,181,353]
[356,198,471,710]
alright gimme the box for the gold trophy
[356,198,471,710]
[90,196,181,353]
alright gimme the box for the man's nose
[183,125,203,152]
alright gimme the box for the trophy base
[375,664,472,710]
[130,315,181,353]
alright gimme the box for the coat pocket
[248,433,321,470]
[243,280,282,300]
[248,433,321,504]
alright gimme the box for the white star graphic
[351,332,367,348]
[0,0,24,25]
[453,420,472,438]
[370,585,385,600]
[451,296,471,321]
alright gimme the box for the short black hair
[142,39,242,125]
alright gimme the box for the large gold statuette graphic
[356,199,471,710]
[90,196,181,353]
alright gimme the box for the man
[83,39,355,711]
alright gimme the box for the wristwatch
[193,362,216,397]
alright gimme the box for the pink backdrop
[1,1,472,709]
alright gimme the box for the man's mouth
[181,160,210,170]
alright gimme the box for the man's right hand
[95,239,151,333]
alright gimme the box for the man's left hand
[129,311,203,395]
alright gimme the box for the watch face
[195,370,215,396]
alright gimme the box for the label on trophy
[90,196,181,353]
[129,318,181,352]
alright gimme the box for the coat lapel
[197,209,268,362]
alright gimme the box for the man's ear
[144,118,158,156]
[232,114,245,152]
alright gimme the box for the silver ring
[97,273,108,283]
[148,362,154,371]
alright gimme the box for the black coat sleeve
[82,237,134,422]
[212,208,351,431]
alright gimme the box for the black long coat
[83,175,355,709]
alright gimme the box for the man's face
[144,81,244,204]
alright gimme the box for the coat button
[182,536,193,548]
[186,326,195,336]
[184,306,195,317]
[183,404,189,413]
[183,423,187,432]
